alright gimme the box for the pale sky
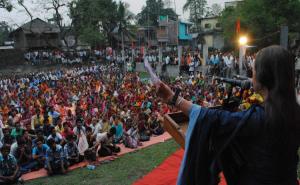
[0,0,233,27]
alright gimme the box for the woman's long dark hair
[255,45,300,139]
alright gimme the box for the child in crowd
[64,135,80,166]
[61,122,74,140]
[32,129,47,147]
[2,128,13,146]
[10,122,24,140]
[84,127,97,161]
[47,126,63,145]
[14,137,35,173]
[32,138,49,169]
[123,119,139,149]
[96,127,120,157]
[45,138,67,175]
[111,117,123,144]
[0,144,22,185]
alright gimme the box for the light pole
[239,36,248,75]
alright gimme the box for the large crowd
[1,48,299,184]
[0,62,176,184]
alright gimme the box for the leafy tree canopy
[0,21,11,45]
[70,0,119,47]
[220,0,300,48]
[136,0,177,26]
[0,0,12,11]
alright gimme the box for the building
[178,21,193,45]
[157,15,178,46]
[157,16,193,47]
[199,16,224,50]
[10,18,60,50]
[137,26,158,48]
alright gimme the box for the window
[185,26,189,35]
[204,23,211,29]
[216,23,221,28]
[160,26,166,31]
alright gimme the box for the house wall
[213,34,225,49]
[0,49,24,66]
[200,18,222,32]
[203,34,224,49]
[178,22,192,40]
[25,33,60,49]
[14,31,26,50]
[200,17,224,49]
[204,35,214,48]
[157,18,178,45]
[168,21,178,45]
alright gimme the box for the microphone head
[234,75,250,81]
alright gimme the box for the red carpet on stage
[133,149,227,185]
[133,150,300,185]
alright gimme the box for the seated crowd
[0,64,166,184]
[0,63,266,184]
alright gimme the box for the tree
[70,0,119,47]
[116,1,135,38]
[38,0,74,50]
[210,3,222,17]
[0,21,11,45]
[116,1,135,57]
[136,0,177,26]
[17,0,33,22]
[79,26,105,47]
[220,0,300,48]
[183,0,207,24]
[0,0,12,11]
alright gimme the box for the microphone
[233,75,250,81]
[214,77,252,89]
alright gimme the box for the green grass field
[26,140,179,185]
[26,141,300,185]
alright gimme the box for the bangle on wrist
[169,88,181,106]
[176,97,184,107]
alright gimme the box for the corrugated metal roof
[11,18,60,35]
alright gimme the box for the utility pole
[121,27,125,62]
[280,25,289,49]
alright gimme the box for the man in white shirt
[152,55,156,63]
[148,55,153,63]
[225,54,234,77]
[91,118,102,137]
[165,55,170,65]
[96,127,120,157]
[189,60,195,75]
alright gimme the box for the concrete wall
[204,35,214,48]
[135,62,207,77]
[203,33,224,50]
[200,18,222,32]
[213,34,225,49]
[0,49,24,66]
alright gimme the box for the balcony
[157,29,168,38]
[147,40,158,46]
